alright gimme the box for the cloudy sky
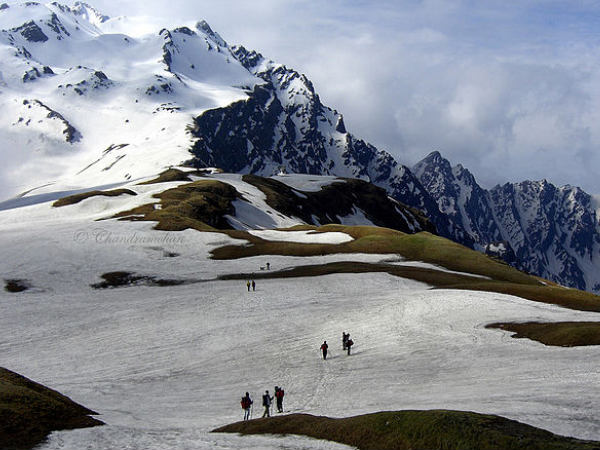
[89,1,600,192]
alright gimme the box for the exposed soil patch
[213,410,600,450]
[53,188,136,207]
[4,279,29,293]
[486,322,600,347]
[0,367,103,450]
[91,271,186,289]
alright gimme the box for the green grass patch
[114,179,239,231]
[487,322,600,347]
[213,225,600,313]
[0,367,103,449]
[213,410,600,450]
[53,188,136,207]
[137,168,192,185]
[215,225,536,285]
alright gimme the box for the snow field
[1,179,600,448]
[3,235,600,449]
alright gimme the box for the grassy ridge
[487,322,600,347]
[217,225,535,285]
[0,368,103,449]
[137,168,192,185]
[52,188,136,207]
[114,179,238,231]
[216,225,600,313]
[213,410,600,450]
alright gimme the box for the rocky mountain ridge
[413,151,600,292]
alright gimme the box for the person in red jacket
[240,392,253,420]
[320,341,328,360]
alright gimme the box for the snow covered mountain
[0,1,260,198]
[188,45,454,240]
[0,1,443,236]
[413,151,600,292]
[3,2,600,292]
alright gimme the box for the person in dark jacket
[241,392,253,420]
[320,341,328,360]
[346,337,354,355]
[262,390,273,417]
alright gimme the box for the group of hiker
[320,332,354,360]
[240,332,356,420]
[246,280,256,291]
[240,386,285,420]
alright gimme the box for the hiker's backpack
[263,394,270,406]
[276,389,284,399]
[347,339,353,347]
[241,397,250,409]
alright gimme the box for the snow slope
[2,175,600,448]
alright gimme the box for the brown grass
[114,179,239,231]
[213,410,600,450]
[0,367,103,449]
[53,188,136,207]
[137,168,192,185]
[486,322,600,347]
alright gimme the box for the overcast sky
[90,1,600,192]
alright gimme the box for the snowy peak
[412,150,497,248]
[0,2,261,201]
[70,1,109,26]
[195,19,227,48]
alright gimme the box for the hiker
[320,341,328,360]
[342,332,348,350]
[241,392,253,420]
[252,280,256,291]
[275,386,285,413]
[262,390,273,417]
[266,262,270,270]
[246,280,251,291]
[346,337,354,355]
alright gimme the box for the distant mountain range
[2,2,600,292]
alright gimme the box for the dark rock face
[413,152,600,292]
[46,12,70,39]
[13,20,48,42]
[243,175,435,233]
[22,99,81,143]
[22,65,54,82]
